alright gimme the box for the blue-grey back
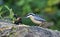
[34,15,46,22]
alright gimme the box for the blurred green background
[0,0,60,30]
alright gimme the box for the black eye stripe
[27,13,35,16]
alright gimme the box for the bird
[13,14,18,19]
[26,13,54,28]
[13,14,22,25]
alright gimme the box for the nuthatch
[26,13,53,28]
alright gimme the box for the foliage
[4,5,14,19]
[47,0,60,6]
[0,6,3,18]
[0,5,14,21]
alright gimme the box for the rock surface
[0,20,60,37]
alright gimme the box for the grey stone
[0,20,60,37]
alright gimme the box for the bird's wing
[34,15,46,22]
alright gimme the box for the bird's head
[13,14,18,19]
[26,13,35,18]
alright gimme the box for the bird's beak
[25,16,30,18]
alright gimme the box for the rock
[0,20,60,37]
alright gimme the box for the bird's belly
[30,16,43,25]
[31,19,42,24]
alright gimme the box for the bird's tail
[42,22,54,28]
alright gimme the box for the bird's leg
[39,22,46,27]
[39,24,41,26]
[39,23,43,27]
